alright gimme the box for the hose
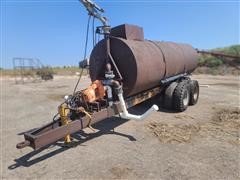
[73,15,92,94]
[92,17,96,47]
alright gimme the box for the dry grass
[194,66,239,76]
[148,122,200,143]
[110,166,132,179]
[200,108,240,145]
[0,67,88,77]
[148,108,240,145]
[212,108,240,123]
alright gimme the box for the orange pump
[82,80,105,103]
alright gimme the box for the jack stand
[58,104,72,144]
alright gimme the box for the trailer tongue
[16,85,162,150]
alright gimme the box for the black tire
[163,82,178,109]
[173,81,190,112]
[189,80,199,105]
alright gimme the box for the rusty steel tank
[90,24,198,97]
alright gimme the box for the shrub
[36,66,54,80]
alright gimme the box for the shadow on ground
[9,117,134,169]
[9,96,176,169]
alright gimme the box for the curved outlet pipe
[117,92,159,121]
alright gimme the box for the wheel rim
[183,90,189,106]
[193,87,199,101]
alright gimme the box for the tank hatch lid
[110,24,144,41]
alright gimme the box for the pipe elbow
[120,104,159,120]
[118,92,159,121]
[111,80,121,88]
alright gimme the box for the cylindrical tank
[90,37,198,97]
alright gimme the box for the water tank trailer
[16,0,201,150]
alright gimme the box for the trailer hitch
[16,140,30,149]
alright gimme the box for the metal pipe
[104,85,113,106]
[103,76,159,120]
[196,49,240,59]
[160,73,187,84]
[80,0,108,27]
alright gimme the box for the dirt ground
[0,74,239,180]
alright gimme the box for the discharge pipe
[103,63,159,120]
[116,86,159,120]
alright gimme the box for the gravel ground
[0,74,239,180]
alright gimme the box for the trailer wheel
[173,81,190,112]
[189,80,199,105]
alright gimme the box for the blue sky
[1,0,239,69]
